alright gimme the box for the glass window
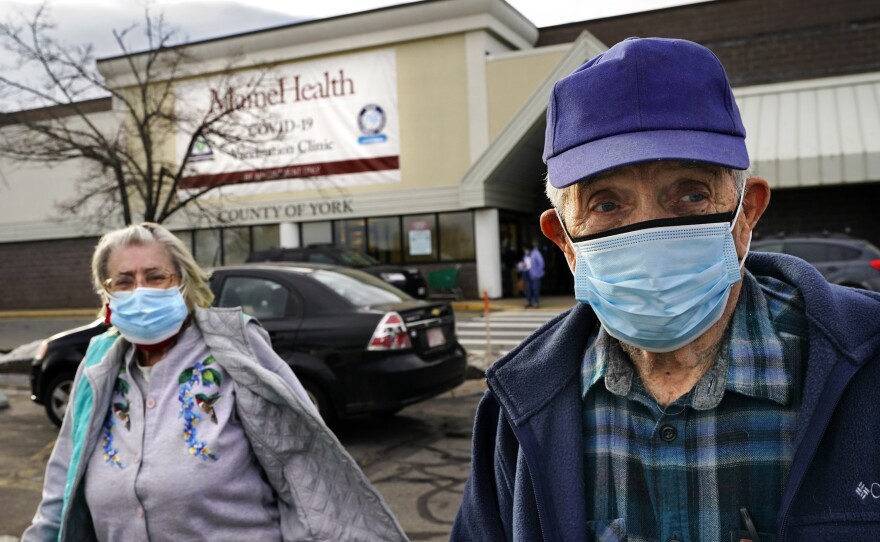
[194,229,222,268]
[784,242,829,262]
[335,249,380,267]
[403,214,437,262]
[826,244,860,261]
[307,253,336,265]
[223,227,251,264]
[438,211,475,261]
[310,269,410,306]
[335,219,366,251]
[302,221,332,246]
[754,242,784,253]
[217,276,288,320]
[174,230,194,254]
[252,225,280,252]
[368,217,402,263]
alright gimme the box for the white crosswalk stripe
[457,309,564,366]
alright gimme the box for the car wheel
[44,372,75,427]
[373,406,403,419]
[300,379,336,426]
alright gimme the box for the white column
[279,222,300,248]
[474,208,502,299]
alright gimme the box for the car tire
[44,372,75,427]
[373,406,404,419]
[300,379,336,427]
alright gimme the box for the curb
[450,301,505,312]
[450,301,573,312]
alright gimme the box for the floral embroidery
[177,355,222,461]
[101,416,125,469]
[101,366,130,468]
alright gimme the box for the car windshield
[335,250,381,267]
[309,268,412,306]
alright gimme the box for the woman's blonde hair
[91,222,214,314]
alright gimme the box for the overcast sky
[0,0,711,110]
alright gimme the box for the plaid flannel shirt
[582,271,808,542]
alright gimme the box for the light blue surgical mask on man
[108,286,189,345]
[558,189,750,353]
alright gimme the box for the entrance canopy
[736,72,880,187]
[462,39,880,209]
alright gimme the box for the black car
[30,263,467,426]
[752,234,880,291]
[247,245,428,298]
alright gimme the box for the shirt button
[660,424,677,442]
[134,452,141,464]
[135,506,144,518]
[146,398,156,409]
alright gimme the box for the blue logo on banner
[358,134,388,144]
[357,104,387,145]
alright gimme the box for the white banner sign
[176,49,399,197]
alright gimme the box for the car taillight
[34,340,49,361]
[871,259,880,271]
[367,312,412,351]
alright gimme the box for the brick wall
[537,0,880,86]
[755,182,880,246]
[0,237,101,311]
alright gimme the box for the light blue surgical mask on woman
[559,188,750,353]
[108,286,189,345]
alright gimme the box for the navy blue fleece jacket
[452,253,880,541]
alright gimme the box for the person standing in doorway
[522,242,545,308]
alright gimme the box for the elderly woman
[23,223,406,542]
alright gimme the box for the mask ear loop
[554,208,583,277]
[554,208,575,245]
[730,182,752,269]
[729,181,747,232]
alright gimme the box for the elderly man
[452,37,880,541]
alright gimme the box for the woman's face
[105,241,179,293]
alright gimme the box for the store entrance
[499,210,573,298]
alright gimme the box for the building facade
[1,0,878,310]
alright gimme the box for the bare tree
[0,4,275,226]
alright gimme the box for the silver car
[752,235,880,291]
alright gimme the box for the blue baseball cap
[543,37,749,189]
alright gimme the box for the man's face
[563,162,737,237]
[542,161,768,273]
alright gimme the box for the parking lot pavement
[0,385,57,539]
[0,376,486,540]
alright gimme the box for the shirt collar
[582,272,794,409]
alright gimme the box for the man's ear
[742,176,771,230]
[540,209,578,273]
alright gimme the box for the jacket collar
[486,302,595,427]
